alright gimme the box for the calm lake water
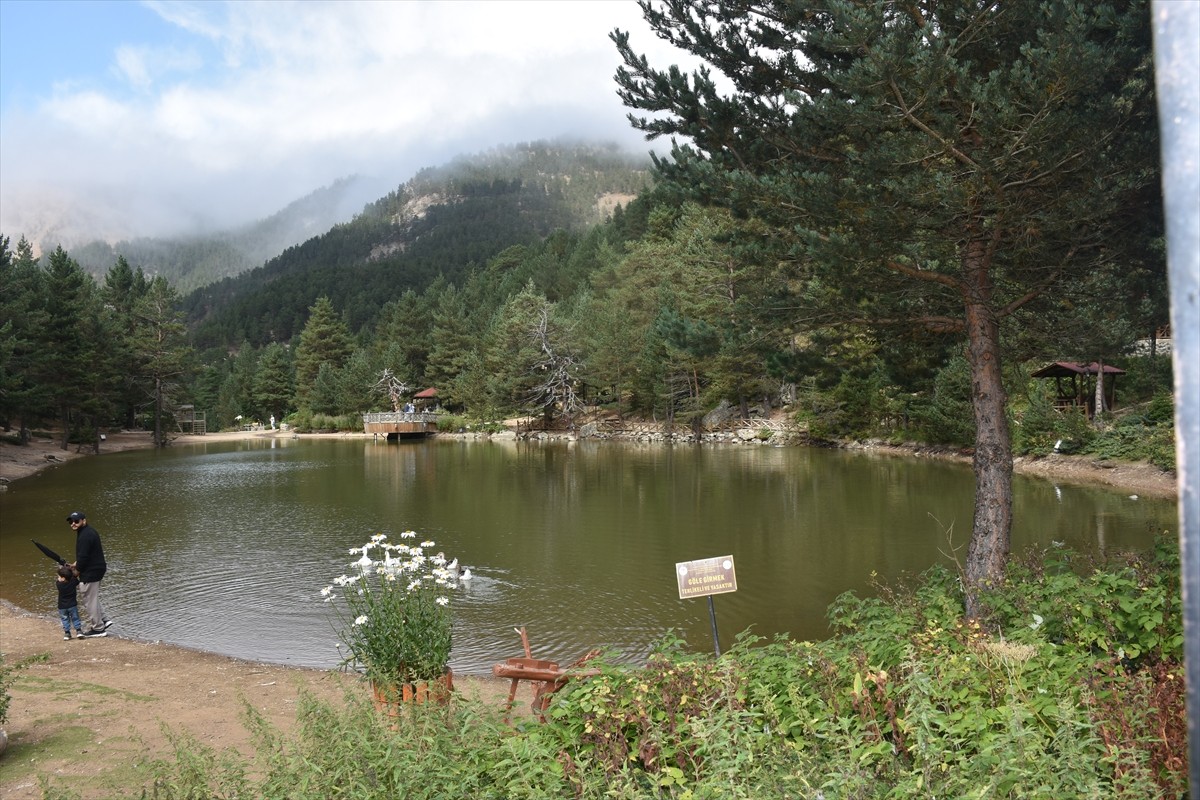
[0,438,1176,676]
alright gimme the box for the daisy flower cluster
[322,531,463,685]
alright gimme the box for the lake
[0,437,1176,676]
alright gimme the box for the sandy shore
[0,601,523,800]
[0,428,373,484]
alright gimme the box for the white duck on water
[447,558,472,581]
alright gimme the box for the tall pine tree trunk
[962,243,1013,619]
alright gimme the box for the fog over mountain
[0,2,696,255]
[65,174,392,292]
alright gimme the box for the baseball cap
[66,511,86,523]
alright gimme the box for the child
[56,564,84,640]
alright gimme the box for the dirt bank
[851,441,1177,500]
[0,601,524,800]
[0,429,309,484]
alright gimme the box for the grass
[16,675,156,706]
[1,721,155,800]
[0,724,96,786]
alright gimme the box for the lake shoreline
[1,426,1178,500]
[0,599,524,800]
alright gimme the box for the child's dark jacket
[57,575,80,610]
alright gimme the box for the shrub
[546,636,749,784]
[436,414,468,433]
[1081,412,1176,471]
[1012,381,1094,456]
[288,411,362,433]
[908,355,975,446]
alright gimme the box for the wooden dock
[362,411,439,440]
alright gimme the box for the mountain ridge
[181,140,653,348]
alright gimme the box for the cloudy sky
[0,0,697,245]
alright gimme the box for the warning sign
[675,555,737,600]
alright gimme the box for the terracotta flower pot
[371,668,454,721]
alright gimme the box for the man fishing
[66,511,112,637]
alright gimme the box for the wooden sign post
[675,555,737,656]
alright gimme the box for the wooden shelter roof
[1030,361,1127,378]
[413,387,439,399]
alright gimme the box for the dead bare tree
[374,369,410,413]
[527,309,584,427]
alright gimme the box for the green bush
[1082,413,1176,471]
[287,411,361,433]
[978,537,1183,663]
[434,415,506,434]
[908,355,975,447]
[436,414,468,433]
[1145,391,1174,424]
[286,409,312,432]
[1012,382,1094,456]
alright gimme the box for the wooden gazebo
[1030,361,1126,418]
[413,387,439,411]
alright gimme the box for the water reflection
[0,438,1175,675]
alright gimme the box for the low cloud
[1,1,694,247]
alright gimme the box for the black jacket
[57,575,79,610]
[74,524,107,582]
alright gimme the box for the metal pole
[1151,2,1200,793]
[707,596,721,656]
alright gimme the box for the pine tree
[42,246,106,448]
[614,0,1160,611]
[294,296,353,411]
[103,256,151,428]
[424,284,478,408]
[253,343,294,424]
[373,289,431,384]
[130,276,192,447]
[0,236,51,438]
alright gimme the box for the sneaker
[79,628,107,638]
[102,619,114,630]
[63,633,72,640]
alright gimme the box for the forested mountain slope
[182,141,651,349]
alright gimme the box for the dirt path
[0,602,521,800]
